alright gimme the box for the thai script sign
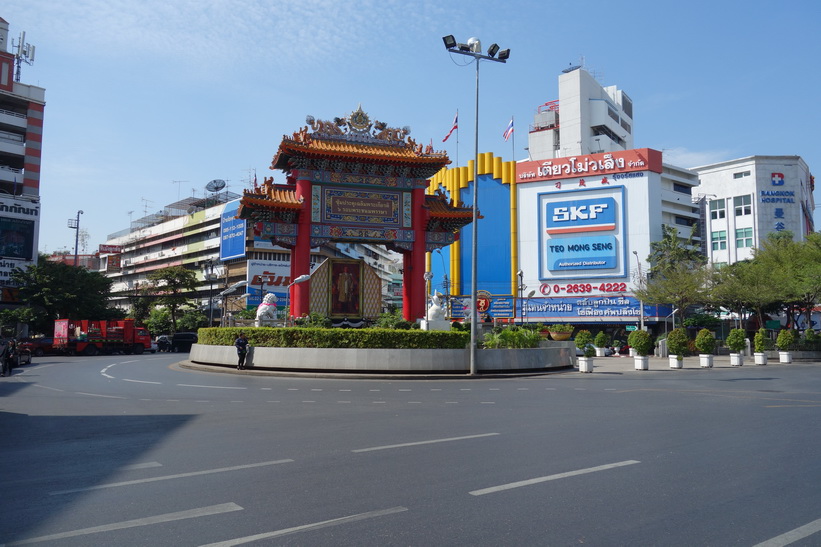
[517,148,662,183]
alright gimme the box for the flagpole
[455,108,459,166]
[510,115,515,160]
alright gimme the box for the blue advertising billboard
[538,187,626,280]
[220,200,246,261]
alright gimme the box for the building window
[675,215,695,227]
[710,199,726,220]
[734,194,752,216]
[673,183,692,195]
[711,230,727,251]
[736,227,753,248]
[733,171,751,179]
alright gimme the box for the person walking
[0,340,10,377]
[234,333,249,370]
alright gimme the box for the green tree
[177,309,208,332]
[145,308,173,336]
[8,256,123,334]
[146,266,198,332]
[639,224,708,324]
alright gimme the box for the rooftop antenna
[205,179,226,194]
[127,210,134,225]
[171,180,187,201]
[141,197,154,216]
[13,31,36,82]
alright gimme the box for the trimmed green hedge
[197,327,470,349]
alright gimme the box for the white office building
[692,156,815,265]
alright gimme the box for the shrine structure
[238,106,476,321]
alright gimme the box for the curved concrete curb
[187,342,575,376]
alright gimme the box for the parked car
[575,343,615,357]
[170,332,198,353]
[19,337,56,357]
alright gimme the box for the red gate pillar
[403,186,428,321]
[291,176,313,319]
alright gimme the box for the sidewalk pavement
[580,354,818,373]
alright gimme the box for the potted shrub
[726,328,747,366]
[666,327,689,369]
[754,328,768,365]
[611,339,623,354]
[628,329,653,370]
[694,328,716,368]
[575,329,595,373]
[776,329,796,364]
[593,331,611,357]
[547,323,574,341]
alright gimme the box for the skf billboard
[538,187,625,280]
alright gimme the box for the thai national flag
[503,118,514,142]
[442,112,458,142]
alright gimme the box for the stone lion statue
[255,293,279,326]
[426,292,446,322]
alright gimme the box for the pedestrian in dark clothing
[0,341,10,377]
[235,333,249,370]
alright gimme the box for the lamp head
[442,35,456,49]
[487,43,500,58]
[467,37,481,53]
[497,48,510,60]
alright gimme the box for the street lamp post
[442,35,509,376]
[632,250,644,331]
[67,210,84,266]
[203,259,218,327]
[516,269,525,326]
[286,274,312,325]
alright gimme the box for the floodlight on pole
[442,34,509,376]
[67,210,83,266]
[286,274,312,323]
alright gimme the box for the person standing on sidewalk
[235,333,249,370]
[0,340,10,377]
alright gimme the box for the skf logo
[772,173,785,186]
[546,197,616,234]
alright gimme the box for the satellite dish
[206,179,226,193]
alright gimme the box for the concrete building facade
[692,156,814,266]
[0,17,44,305]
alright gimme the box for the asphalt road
[2,353,821,546]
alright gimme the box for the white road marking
[123,379,162,385]
[49,459,293,495]
[74,392,125,399]
[754,517,821,546]
[5,503,243,545]
[480,402,495,404]
[469,460,641,496]
[121,462,162,470]
[353,433,499,453]
[199,506,407,547]
[177,384,246,390]
[31,384,64,392]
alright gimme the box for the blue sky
[4,0,820,253]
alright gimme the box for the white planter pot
[578,356,594,373]
[669,356,683,369]
[729,353,744,366]
[634,355,649,370]
[629,348,637,357]
[754,352,768,365]
[699,354,714,368]
[779,351,793,364]
[595,347,607,357]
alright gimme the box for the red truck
[54,319,153,356]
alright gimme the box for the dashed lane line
[49,459,294,496]
[199,506,407,547]
[469,460,641,496]
[4,503,243,545]
[352,432,499,453]
[754,516,821,546]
